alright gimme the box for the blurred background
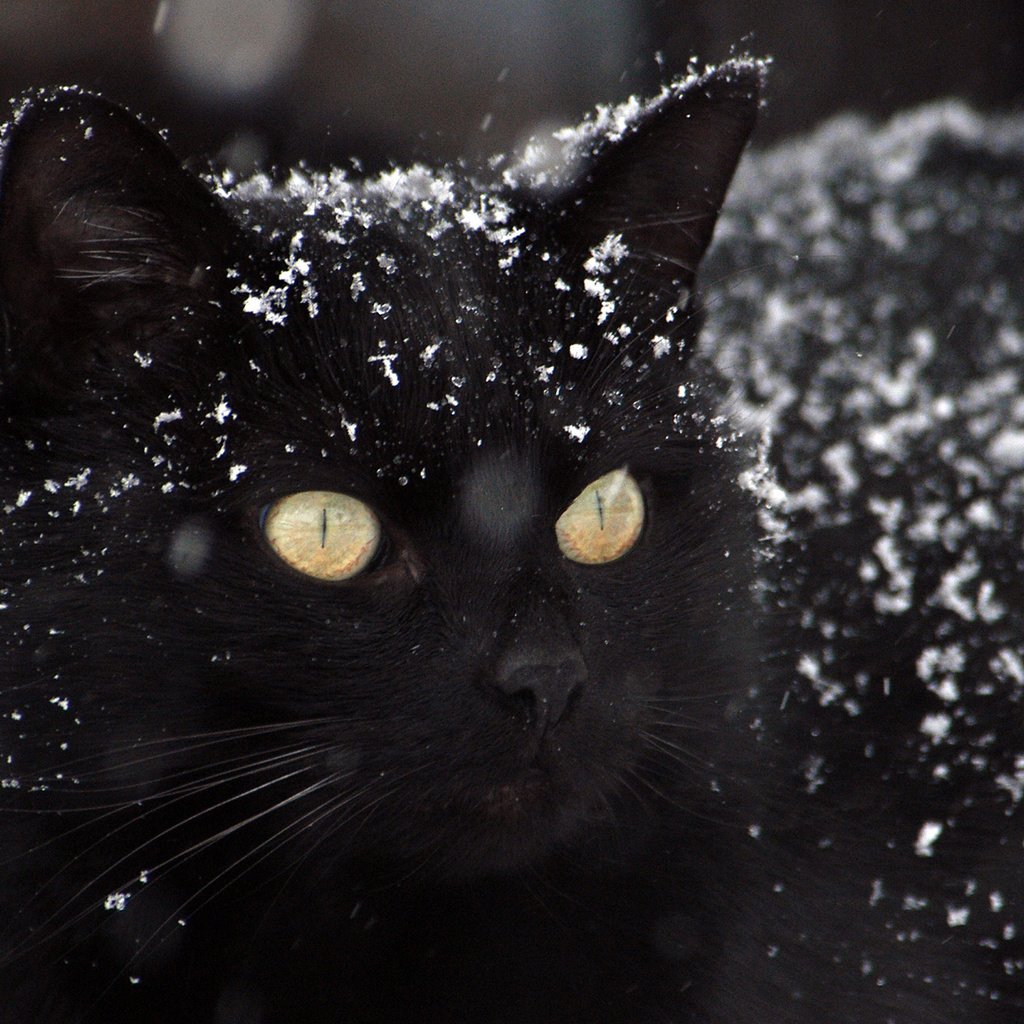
[2,0,1023,175]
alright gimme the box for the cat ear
[0,88,235,406]
[557,61,762,294]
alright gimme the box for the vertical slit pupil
[595,490,605,530]
[321,508,328,548]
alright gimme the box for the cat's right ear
[0,88,236,409]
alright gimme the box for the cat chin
[388,770,619,879]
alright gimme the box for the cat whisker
[621,764,677,811]
[3,761,358,969]
[314,762,434,855]
[112,770,413,980]
[1,751,337,959]
[24,772,353,982]
[637,690,739,704]
[265,768,430,909]
[608,764,657,816]
[636,727,767,828]
[3,743,333,867]
[642,718,712,732]
[637,730,716,775]
[135,768,352,882]
[29,717,348,778]
[23,740,327,804]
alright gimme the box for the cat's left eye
[262,490,382,581]
[555,468,644,565]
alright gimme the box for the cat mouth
[407,764,605,873]
[417,767,557,823]
[477,772,551,823]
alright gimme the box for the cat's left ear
[0,88,237,407]
[557,60,762,295]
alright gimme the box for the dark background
[2,1,1023,174]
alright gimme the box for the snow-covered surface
[705,100,1024,989]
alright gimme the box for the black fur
[0,61,1021,1023]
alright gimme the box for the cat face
[0,65,761,900]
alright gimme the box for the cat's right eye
[262,491,382,581]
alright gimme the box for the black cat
[0,59,1021,1023]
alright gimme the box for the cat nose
[493,646,587,733]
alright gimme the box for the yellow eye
[262,490,381,581]
[555,468,644,565]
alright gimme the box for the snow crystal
[583,233,627,276]
[994,757,1024,804]
[209,398,233,425]
[64,468,91,490]
[916,645,965,684]
[914,821,943,858]
[871,535,914,615]
[988,429,1024,469]
[820,442,859,495]
[920,713,952,743]
[154,409,183,431]
[796,653,845,707]
[965,498,1000,530]
[976,581,1006,623]
[104,891,131,912]
[869,879,885,907]
[990,649,1024,686]
[931,550,982,621]
[239,284,289,326]
[802,754,826,793]
[368,353,400,386]
[457,207,486,232]
[946,906,970,928]
[870,202,909,251]
[736,432,790,544]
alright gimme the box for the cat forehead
[458,453,540,548]
[215,168,702,483]
[243,199,681,384]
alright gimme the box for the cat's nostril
[503,683,539,718]
[493,649,587,732]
